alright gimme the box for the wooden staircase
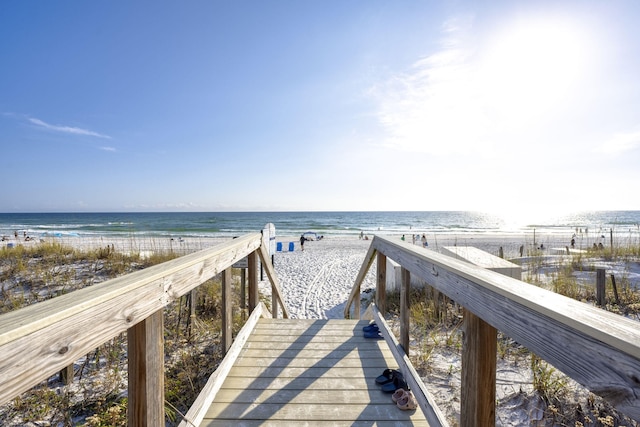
[191,317,432,426]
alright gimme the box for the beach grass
[0,241,248,426]
[381,244,640,427]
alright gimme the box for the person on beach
[359,231,363,240]
[300,234,306,251]
[421,234,428,247]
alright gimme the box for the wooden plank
[371,305,449,427]
[245,335,392,346]
[227,365,391,379]
[376,253,387,315]
[189,318,436,426]
[344,244,377,319]
[232,356,390,369]
[400,267,410,354]
[204,402,426,422]
[370,235,640,419]
[178,303,266,427]
[201,421,430,427]
[0,233,263,406]
[214,388,401,404]
[221,268,232,353]
[128,309,164,427]
[242,341,390,352]
[238,348,394,359]
[460,309,496,427]
[258,242,290,318]
[248,251,259,312]
[219,375,382,391]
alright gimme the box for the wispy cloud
[369,12,592,159]
[100,146,117,152]
[598,130,640,155]
[369,15,490,157]
[29,117,111,139]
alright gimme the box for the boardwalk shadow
[208,319,423,424]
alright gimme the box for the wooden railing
[0,232,288,426]
[344,235,640,426]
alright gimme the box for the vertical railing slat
[461,309,497,427]
[128,310,165,427]
[222,268,232,353]
[400,267,410,355]
[248,251,259,312]
[376,253,387,315]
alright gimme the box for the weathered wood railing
[0,232,288,426]
[344,235,640,426]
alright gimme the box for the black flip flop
[363,323,379,332]
[375,368,397,385]
[381,373,409,393]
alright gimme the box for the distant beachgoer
[519,245,524,257]
[570,238,575,248]
[421,234,427,247]
[359,231,363,240]
[14,231,18,239]
[300,234,306,251]
[401,235,405,241]
[412,234,416,244]
[598,242,604,250]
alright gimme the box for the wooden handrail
[345,235,640,422]
[368,303,448,427]
[0,232,288,414]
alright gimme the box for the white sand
[6,231,638,425]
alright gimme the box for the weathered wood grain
[195,318,436,426]
[178,302,267,427]
[128,309,164,427]
[371,305,450,427]
[370,236,640,420]
[258,241,290,318]
[0,234,262,406]
[344,243,377,318]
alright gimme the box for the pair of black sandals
[362,322,383,339]
[374,368,409,393]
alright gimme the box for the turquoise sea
[0,211,639,241]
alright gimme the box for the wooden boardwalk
[198,318,431,426]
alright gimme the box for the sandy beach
[3,230,639,425]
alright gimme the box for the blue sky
[1,1,639,219]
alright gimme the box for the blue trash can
[276,242,283,252]
[288,242,295,251]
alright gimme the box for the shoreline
[0,228,629,259]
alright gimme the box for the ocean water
[0,211,639,241]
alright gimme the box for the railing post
[460,309,496,427]
[248,251,259,312]
[376,253,387,314]
[222,267,232,353]
[128,310,165,427]
[597,268,606,306]
[272,289,279,318]
[400,267,410,355]
[240,268,247,319]
[59,364,74,385]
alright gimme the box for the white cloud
[370,13,593,159]
[100,146,117,152]
[597,131,640,155]
[29,117,111,139]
